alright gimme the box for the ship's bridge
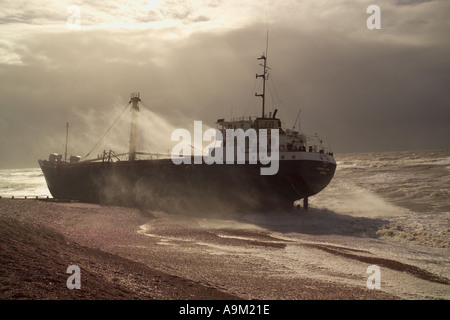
[216,117,256,131]
[216,116,281,131]
[216,116,333,156]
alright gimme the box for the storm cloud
[0,0,448,168]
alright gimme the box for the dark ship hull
[39,152,336,213]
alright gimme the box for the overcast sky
[0,0,449,168]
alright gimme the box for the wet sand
[1,199,448,300]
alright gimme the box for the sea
[1,149,449,299]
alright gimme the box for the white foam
[312,180,409,218]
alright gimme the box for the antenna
[293,109,302,131]
[265,29,269,62]
[265,5,269,58]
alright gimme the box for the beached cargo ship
[39,51,336,212]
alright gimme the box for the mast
[64,122,69,162]
[129,92,140,161]
[255,29,269,118]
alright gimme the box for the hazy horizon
[0,148,448,170]
[1,0,449,169]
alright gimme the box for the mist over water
[308,150,450,248]
[330,150,450,216]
